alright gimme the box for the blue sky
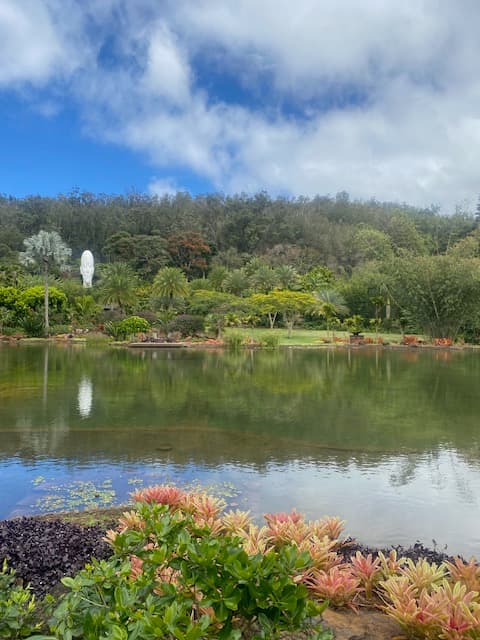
[1,1,479,212]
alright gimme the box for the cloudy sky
[1,0,479,212]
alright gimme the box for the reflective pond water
[1,343,480,556]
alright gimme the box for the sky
[1,0,480,213]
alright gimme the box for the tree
[313,289,349,338]
[300,267,335,292]
[99,262,139,312]
[223,269,250,296]
[256,290,315,337]
[249,293,279,329]
[353,226,393,264]
[19,230,71,334]
[103,232,169,280]
[250,265,278,293]
[153,267,188,309]
[167,232,213,278]
[388,254,480,338]
[275,265,299,290]
[387,213,426,255]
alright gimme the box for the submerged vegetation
[1,485,480,639]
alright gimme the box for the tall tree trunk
[44,260,49,335]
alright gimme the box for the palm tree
[314,289,349,339]
[99,262,138,312]
[223,269,250,296]
[275,265,299,290]
[153,267,188,308]
[250,266,279,294]
[19,230,71,334]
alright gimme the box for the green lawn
[223,327,406,346]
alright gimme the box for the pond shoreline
[4,334,480,353]
[0,508,459,597]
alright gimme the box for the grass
[223,327,406,346]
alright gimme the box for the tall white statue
[80,250,94,287]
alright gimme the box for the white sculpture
[80,250,94,287]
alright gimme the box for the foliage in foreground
[4,484,480,639]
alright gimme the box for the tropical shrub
[48,499,328,640]
[167,314,205,337]
[103,320,126,341]
[104,316,150,340]
[19,312,44,337]
[0,287,19,311]
[18,286,67,314]
[118,315,150,337]
[0,561,43,639]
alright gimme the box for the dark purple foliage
[0,518,112,596]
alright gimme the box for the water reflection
[77,377,93,418]
[1,344,480,555]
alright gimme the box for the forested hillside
[0,190,477,266]
[1,190,480,342]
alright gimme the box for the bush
[104,316,150,340]
[118,315,150,337]
[134,310,158,326]
[167,314,205,337]
[260,334,280,349]
[0,561,43,639]
[19,313,44,337]
[18,286,67,314]
[48,501,326,640]
[103,320,126,341]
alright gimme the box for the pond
[1,343,480,557]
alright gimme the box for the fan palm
[99,262,138,312]
[153,267,188,308]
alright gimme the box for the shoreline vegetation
[0,486,472,640]
[3,327,480,350]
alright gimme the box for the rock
[323,608,404,640]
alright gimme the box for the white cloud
[142,23,191,105]
[148,176,180,197]
[2,0,480,211]
[0,0,91,86]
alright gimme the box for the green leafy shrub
[49,502,326,640]
[118,315,150,337]
[0,287,19,311]
[0,561,43,639]
[167,314,205,337]
[18,286,67,314]
[104,316,150,340]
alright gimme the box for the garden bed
[0,509,457,639]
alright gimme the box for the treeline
[1,190,480,341]
[0,189,477,268]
